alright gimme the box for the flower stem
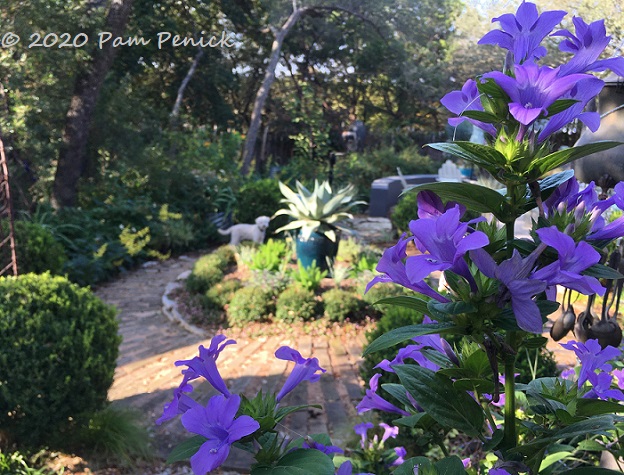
[502,333,517,451]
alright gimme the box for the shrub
[360,280,407,305]
[186,253,229,294]
[4,221,67,275]
[0,450,53,474]
[227,286,275,326]
[249,239,290,272]
[323,288,365,322]
[390,193,418,235]
[212,245,237,267]
[290,260,327,291]
[203,279,242,310]
[0,273,120,447]
[235,179,286,235]
[275,284,319,323]
[248,269,292,294]
[336,237,363,263]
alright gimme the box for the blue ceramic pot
[295,231,339,272]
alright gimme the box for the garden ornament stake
[161,3,624,474]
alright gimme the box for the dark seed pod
[587,318,623,349]
[573,311,593,343]
[550,309,576,341]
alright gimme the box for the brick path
[94,257,368,472]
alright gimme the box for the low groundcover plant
[161,2,624,474]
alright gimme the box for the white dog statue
[218,216,271,245]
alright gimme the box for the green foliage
[274,180,365,242]
[0,273,120,447]
[333,146,439,198]
[336,237,363,263]
[235,179,286,235]
[5,221,67,275]
[290,260,327,292]
[322,288,365,322]
[72,406,151,466]
[360,280,407,305]
[275,284,319,323]
[212,245,237,267]
[249,239,290,272]
[186,253,231,294]
[248,270,293,295]
[203,279,242,311]
[391,193,418,235]
[0,451,54,475]
[227,286,275,326]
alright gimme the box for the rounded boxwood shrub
[227,285,275,326]
[323,288,365,322]
[186,253,227,294]
[2,221,67,275]
[0,273,120,447]
[203,279,242,311]
[275,284,319,323]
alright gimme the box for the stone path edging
[161,269,208,338]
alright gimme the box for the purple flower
[335,461,374,475]
[353,422,374,449]
[156,382,199,425]
[275,346,326,402]
[440,79,497,136]
[554,17,624,77]
[471,248,547,333]
[301,438,344,455]
[532,226,604,296]
[391,447,407,467]
[417,190,466,220]
[175,335,236,397]
[366,233,449,303]
[561,368,576,380]
[356,374,410,416]
[181,394,260,474]
[560,339,622,387]
[489,469,513,475]
[407,206,489,287]
[537,77,603,142]
[477,2,566,64]
[584,372,624,401]
[612,368,624,389]
[487,63,591,126]
[379,422,399,444]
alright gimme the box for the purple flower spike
[156,382,200,425]
[555,17,624,77]
[471,248,547,333]
[391,447,407,467]
[379,422,399,444]
[365,233,449,303]
[417,190,466,220]
[407,206,489,288]
[532,226,604,296]
[275,346,326,402]
[175,335,236,397]
[478,2,566,64]
[538,77,604,142]
[487,63,591,126]
[560,339,622,387]
[353,422,374,449]
[440,79,497,136]
[181,394,260,474]
[584,372,624,401]
[356,374,410,416]
[301,438,344,455]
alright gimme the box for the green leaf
[547,99,579,116]
[395,365,485,437]
[427,300,476,318]
[275,404,323,423]
[452,377,495,393]
[363,322,460,356]
[166,436,206,464]
[427,141,506,166]
[583,263,624,280]
[393,413,429,428]
[560,468,624,474]
[435,455,469,475]
[251,449,335,475]
[382,382,417,408]
[530,141,622,176]
[393,457,433,475]
[460,110,499,124]
[372,296,430,314]
[483,429,504,451]
[403,181,510,220]
[576,399,624,417]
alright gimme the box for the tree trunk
[51,0,134,209]
[240,7,308,176]
[170,48,205,127]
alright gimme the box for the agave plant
[273,180,365,242]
